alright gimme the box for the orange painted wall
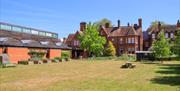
[0,47,2,54]
[49,49,61,59]
[7,47,30,63]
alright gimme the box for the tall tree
[95,18,112,27]
[151,31,171,62]
[78,22,106,57]
[104,41,116,56]
[174,29,180,60]
[150,20,166,28]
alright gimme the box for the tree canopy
[95,18,112,27]
[104,41,116,56]
[150,20,166,28]
[151,31,171,59]
[78,22,106,57]
[173,29,180,59]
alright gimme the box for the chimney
[63,38,66,43]
[138,18,142,28]
[105,23,109,28]
[117,20,120,28]
[80,22,86,31]
[177,20,180,28]
[158,21,161,31]
[127,22,130,27]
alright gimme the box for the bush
[104,41,116,56]
[115,54,136,61]
[61,51,70,59]
[18,60,29,65]
[87,56,116,61]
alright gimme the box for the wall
[49,49,61,59]
[7,47,30,63]
[0,47,2,54]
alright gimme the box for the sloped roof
[101,26,139,37]
[66,34,75,42]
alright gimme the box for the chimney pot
[118,20,120,28]
[80,22,86,31]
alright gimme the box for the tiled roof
[101,26,139,37]
[66,34,75,42]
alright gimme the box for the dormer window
[170,33,174,38]
[152,33,155,39]
[40,41,49,45]
[165,33,169,38]
[21,40,31,44]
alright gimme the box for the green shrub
[18,60,28,65]
[115,54,136,61]
[104,41,116,56]
[54,57,62,60]
[61,51,70,59]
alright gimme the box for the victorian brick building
[143,20,180,51]
[99,18,143,55]
[66,18,143,57]
[0,22,70,63]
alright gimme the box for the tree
[104,41,116,56]
[150,20,166,28]
[78,22,106,57]
[151,31,171,62]
[95,18,112,27]
[173,29,180,60]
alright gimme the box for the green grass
[0,60,180,91]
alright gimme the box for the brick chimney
[117,20,120,28]
[158,21,161,31]
[80,22,86,31]
[138,18,142,28]
[105,23,110,28]
[177,20,180,28]
[127,22,130,27]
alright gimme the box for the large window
[12,26,22,32]
[46,32,52,37]
[39,32,46,36]
[170,33,174,38]
[0,24,11,30]
[128,38,131,44]
[132,37,135,44]
[22,28,31,33]
[52,34,58,38]
[31,30,39,35]
[165,33,169,38]
[152,33,155,39]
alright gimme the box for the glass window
[56,42,62,46]
[31,30,39,35]
[39,32,46,36]
[12,26,22,32]
[128,38,131,44]
[0,24,11,30]
[132,37,134,43]
[21,40,31,44]
[119,38,123,44]
[170,33,174,38]
[46,32,52,37]
[165,33,169,38]
[152,33,155,39]
[52,34,58,38]
[22,28,31,33]
[40,41,49,45]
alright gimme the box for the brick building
[99,18,143,55]
[66,18,143,57]
[143,20,180,51]
[0,22,70,63]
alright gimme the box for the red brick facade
[49,49,61,59]
[0,48,2,54]
[6,47,30,63]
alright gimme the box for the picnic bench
[0,54,16,68]
[121,62,136,68]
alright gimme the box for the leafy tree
[95,18,112,27]
[151,31,171,62]
[78,22,106,57]
[150,20,166,28]
[104,41,116,56]
[173,29,180,60]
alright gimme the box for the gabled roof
[66,34,75,42]
[101,25,140,37]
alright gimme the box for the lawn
[0,60,180,91]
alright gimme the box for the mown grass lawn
[0,60,180,91]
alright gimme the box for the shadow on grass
[151,63,180,86]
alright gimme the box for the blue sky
[0,0,180,38]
